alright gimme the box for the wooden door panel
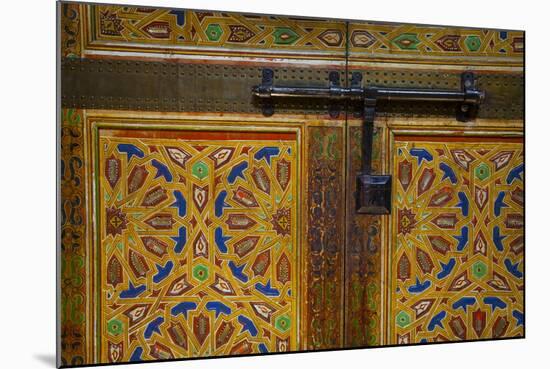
[344,123,385,347]
[96,128,300,361]
[59,1,524,366]
[60,109,347,364]
[389,136,524,344]
[344,117,524,347]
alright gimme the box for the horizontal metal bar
[254,86,352,99]
[252,85,484,104]
[377,88,470,102]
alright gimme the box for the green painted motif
[351,129,363,161]
[326,318,337,345]
[312,130,340,161]
[472,260,488,279]
[107,318,124,336]
[396,311,411,328]
[192,264,209,282]
[273,27,299,45]
[368,317,378,345]
[367,282,377,310]
[465,35,482,52]
[326,133,339,160]
[206,24,223,41]
[61,255,85,324]
[351,279,363,311]
[192,161,209,180]
[64,108,82,126]
[392,33,421,50]
[475,162,490,181]
[311,318,322,348]
[275,314,291,332]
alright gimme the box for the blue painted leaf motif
[454,226,469,251]
[215,227,230,253]
[238,315,258,336]
[492,226,506,252]
[172,190,186,217]
[494,191,508,217]
[169,10,185,26]
[513,310,524,326]
[117,144,144,161]
[206,301,232,318]
[483,297,507,312]
[258,344,269,353]
[451,297,476,312]
[153,261,173,283]
[120,282,146,299]
[506,163,524,184]
[254,147,280,164]
[436,258,456,279]
[440,162,457,184]
[171,302,197,317]
[427,311,446,331]
[456,192,469,216]
[144,317,164,339]
[228,261,248,283]
[215,190,230,217]
[227,162,248,184]
[505,259,523,278]
[407,277,431,294]
[130,347,143,362]
[152,159,173,182]
[410,148,433,165]
[255,280,279,296]
[171,226,187,254]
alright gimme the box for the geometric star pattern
[391,138,524,344]
[99,130,298,363]
[89,5,346,57]
[84,5,522,63]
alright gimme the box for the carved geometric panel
[348,23,524,65]
[390,137,524,344]
[97,129,299,363]
[86,4,347,58]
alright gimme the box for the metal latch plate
[356,174,392,214]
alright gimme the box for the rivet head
[329,71,340,82]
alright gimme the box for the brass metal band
[61,58,523,119]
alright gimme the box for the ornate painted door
[58,1,524,367]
